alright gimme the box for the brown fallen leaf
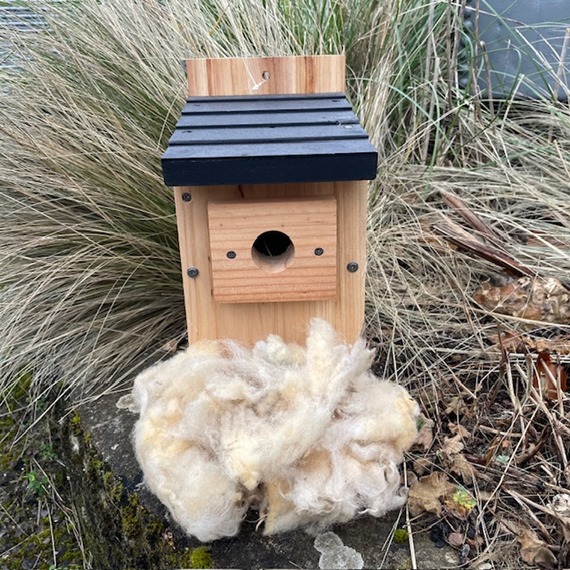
[412,457,432,476]
[443,433,464,455]
[533,351,568,400]
[445,396,468,416]
[433,219,535,278]
[484,435,505,467]
[501,518,523,536]
[519,530,557,569]
[413,414,434,450]
[488,329,570,355]
[449,422,470,439]
[408,472,456,517]
[440,191,498,241]
[447,453,477,485]
[474,277,570,325]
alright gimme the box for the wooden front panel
[208,197,337,303]
[174,182,366,345]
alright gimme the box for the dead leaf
[447,453,476,485]
[501,519,524,536]
[466,532,484,551]
[448,532,464,548]
[413,414,434,450]
[551,494,570,542]
[406,472,418,486]
[433,220,535,278]
[487,329,570,355]
[445,396,468,416]
[449,423,470,439]
[412,457,432,476]
[443,433,464,455]
[475,277,570,325]
[408,472,456,517]
[484,435,506,467]
[533,351,568,400]
[519,530,557,569]
[441,190,498,240]
[487,327,570,355]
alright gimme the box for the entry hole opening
[251,230,294,273]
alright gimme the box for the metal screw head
[347,262,359,273]
[187,267,199,278]
[314,247,324,256]
[182,192,192,202]
[226,251,237,259]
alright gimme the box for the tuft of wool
[132,319,419,542]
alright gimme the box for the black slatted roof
[161,93,377,187]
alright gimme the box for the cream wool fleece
[132,319,419,542]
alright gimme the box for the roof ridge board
[185,92,346,103]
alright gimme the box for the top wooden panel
[186,55,345,97]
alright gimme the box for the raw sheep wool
[131,319,420,542]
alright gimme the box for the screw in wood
[226,251,237,259]
[314,247,324,256]
[187,267,199,278]
[182,192,192,202]
[347,262,359,273]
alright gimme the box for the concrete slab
[78,390,459,569]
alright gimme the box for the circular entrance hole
[251,230,294,273]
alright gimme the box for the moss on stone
[0,384,84,569]
[393,528,409,544]
[1,378,216,569]
[189,546,214,569]
[56,407,214,569]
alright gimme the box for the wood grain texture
[208,197,337,303]
[186,55,345,97]
[175,181,366,345]
[173,55,367,345]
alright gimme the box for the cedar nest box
[161,55,377,345]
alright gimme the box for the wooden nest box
[162,55,377,345]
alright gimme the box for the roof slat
[163,137,375,160]
[176,110,359,128]
[169,124,367,145]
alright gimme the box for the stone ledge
[65,390,459,569]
